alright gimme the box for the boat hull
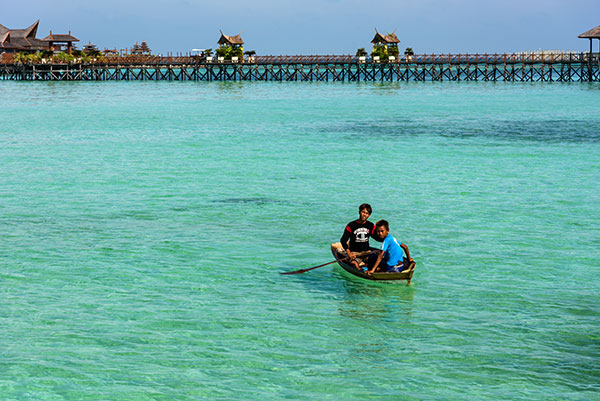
[331,245,415,282]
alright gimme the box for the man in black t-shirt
[337,203,382,270]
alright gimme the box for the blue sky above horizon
[6,0,600,54]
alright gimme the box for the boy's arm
[401,243,411,260]
[367,250,385,274]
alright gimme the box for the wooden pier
[1,53,598,82]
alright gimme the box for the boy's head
[375,219,389,238]
[358,203,372,222]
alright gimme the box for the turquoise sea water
[1,81,599,400]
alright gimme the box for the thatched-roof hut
[218,31,244,46]
[578,25,600,54]
[371,30,400,45]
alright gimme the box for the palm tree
[14,52,26,64]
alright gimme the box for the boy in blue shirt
[367,219,411,274]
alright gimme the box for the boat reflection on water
[333,268,416,322]
[291,262,417,323]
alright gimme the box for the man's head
[375,219,389,238]
[358,203,372,222]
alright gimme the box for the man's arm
[371,232,383,242]
[370,225,383,242]
[340,226,355,260]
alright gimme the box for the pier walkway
[1,53,598,82]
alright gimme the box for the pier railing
[254,52,597,64]
[254,55,356,63]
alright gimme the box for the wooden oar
[280,258,347,275]
[280,250,374,275]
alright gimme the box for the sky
[5,0,600,55]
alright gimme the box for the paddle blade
[279,269,310,275]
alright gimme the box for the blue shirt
[381,234,404,268]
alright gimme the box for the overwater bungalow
[0,20,80,55]
[83,42,98,53]
[371,29,400,60]
[216,31,244,61]
[42,31,79,55]
[131,40,151,55]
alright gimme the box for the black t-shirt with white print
[340,220,378,252]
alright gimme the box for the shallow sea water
[1,81,599,400]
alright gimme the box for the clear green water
[1,81,599,400]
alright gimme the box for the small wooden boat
[331,243,416,283]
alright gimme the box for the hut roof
[83,42,98,51]
[0,20,39,38]
[0,32,24,51]
[218,31,244,45]
[371,30,400,44]
[138,40,150,51]
[131,40,152,55]
[578,25,600,39]
[42,32,79,42]
[0,20,45,50]
[131,40,151,54]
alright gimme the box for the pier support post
[589,38,594,82]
